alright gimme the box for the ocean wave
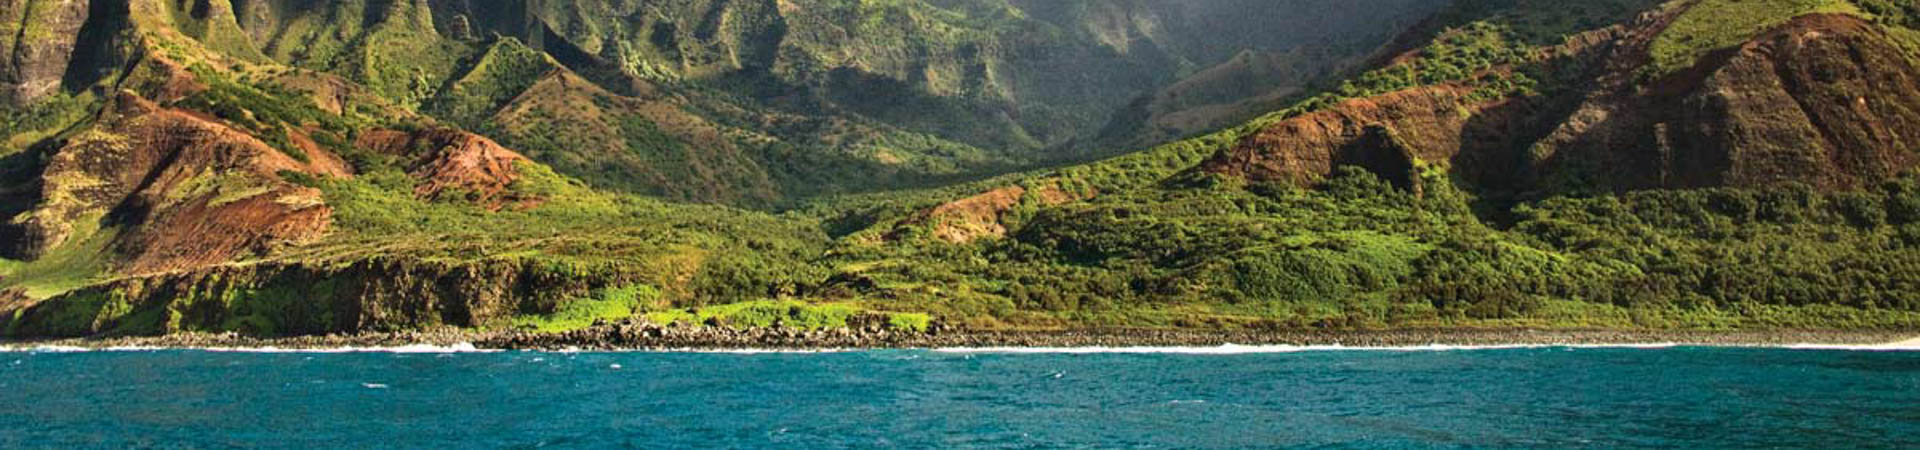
[1783,342,1920,352]
[201,343,500,354]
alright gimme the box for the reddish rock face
[1673,14,1920,189]
[1199,84,1534,190]
[1204,13,1920,194]
[354,128,541,211]
[10,92,341,274]
[895,182,1087,244]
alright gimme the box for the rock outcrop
[0,0,92,105]
[1203,12,1920,194]
[1,256,627,338]
[6,91,342,274]
[1535,13,1920,190]
[896,182,1085,244]
[354,128,540,210]
[1200,84,1536,190]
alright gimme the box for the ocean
[1,346,1916,448]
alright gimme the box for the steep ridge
[3,49,348,277]
[1202,2,1920,195]
[479,65,783,205]
[198,0,1447,206]
[1535,12,1920,191]
[0,0,92,105]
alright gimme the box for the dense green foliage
[425,39,556,128]
[819,163,1920,330]
[1859,0,1920,27]
[640,299,929,331]
[509,285,660,332]
[0,92,96,155]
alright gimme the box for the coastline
[3,323,1916,352]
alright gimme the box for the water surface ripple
[1,347,1915,448]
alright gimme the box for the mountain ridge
[5,0,1920,339]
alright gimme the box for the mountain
[810,0,1920,330]
[4,0,1920,338]
[1205,0,1920,194]
[189,0,1441,206]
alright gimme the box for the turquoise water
[1,346,1917,448]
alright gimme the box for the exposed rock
[354,128,541,211]
[2,256,624,338]
[1205,12,1920,194]
[898,182,1087,244]
[5,91,339,274]
[1670,14,1920,189]
[1201,84,1535,189]
[117,46,209,104]
[0,0,92,105]
[917,186,1027,244]
[446,13,473,40]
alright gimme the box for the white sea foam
[1783,340,1920,352]
[2,345,96,353]
[201,343,499,354]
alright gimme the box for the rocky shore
[2,321,1915,351]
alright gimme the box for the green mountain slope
[3,0,1920,339]
[224,0,1446,206]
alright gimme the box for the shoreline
[3,325,1916,352]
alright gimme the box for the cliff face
[1199,84,1539,190]
[0,0,92,105]
[1202,9,1920,194]
[1541,13,1920,191]
[3,257,624,338]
